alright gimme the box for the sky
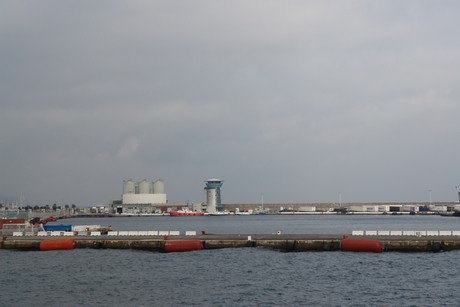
[1,1,460,207]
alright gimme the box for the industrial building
[116,179,167,214]
[204,178,223,214]
[112,177,225,214]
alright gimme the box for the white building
[121,179,167,206]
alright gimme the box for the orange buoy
[40,238,76,251]
[164,240,203,253]
[341,238,383,253]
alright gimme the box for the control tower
[204,178,224,214]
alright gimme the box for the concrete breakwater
[3,234,460,253]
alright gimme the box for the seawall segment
[75,239,165,251]
[3,234,460,253]
[1,239,41,251]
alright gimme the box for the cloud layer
[1,1,460,206]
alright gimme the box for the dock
[3,233,460,252]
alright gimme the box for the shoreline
[67,211,445,218]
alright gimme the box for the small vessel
[170,208,204,217]
[206,210,230,216]
[235,211,251,215]
[234,208,252,215]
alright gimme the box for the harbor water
[2,215,460,306]
[37,214,460,234]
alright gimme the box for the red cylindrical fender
[40,238,76,251]
[164,240,203,253]
[341,239,383,253]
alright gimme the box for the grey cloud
[1,1,460,206]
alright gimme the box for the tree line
[2,204,77,211]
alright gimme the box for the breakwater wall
[3,234,460,253]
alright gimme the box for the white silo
[139,179,152,194]
[123,180,135,194]
[153,180,165,194]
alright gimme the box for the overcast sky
[1,1,460,206]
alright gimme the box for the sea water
[1,215,460,306]
[41,214,460,234]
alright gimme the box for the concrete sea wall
[3,234,460,253]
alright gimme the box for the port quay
[3,199,460,253]
[4,231,460,253]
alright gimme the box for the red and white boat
[170,208,204,217]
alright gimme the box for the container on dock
[43,225,72,232]
[0,219,26,228]
[72,225,112,234]
[72,225,101,232]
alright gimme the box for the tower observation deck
[204,179,224,214]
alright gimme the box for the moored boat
[206,211,230,216]
[170,209,204,216]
